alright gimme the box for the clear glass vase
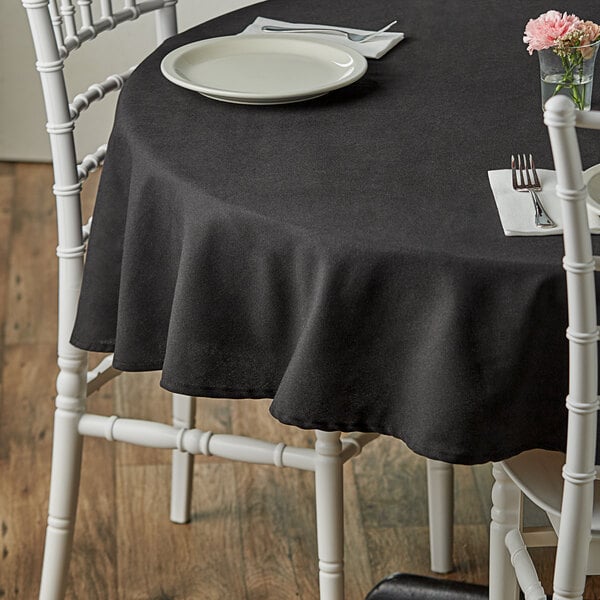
[538,40,600,110]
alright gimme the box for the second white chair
[489,95,600,600]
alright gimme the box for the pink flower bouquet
[524,10,600,110]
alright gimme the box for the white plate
[585,163,600,214]
[160,35,368,105]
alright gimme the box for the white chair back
[545,95,600,598]
[489,95,600,600]
[22,0,177,368]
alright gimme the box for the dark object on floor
[365,573,489,600]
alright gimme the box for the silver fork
[261,20,397,42]
[511,153,556,229]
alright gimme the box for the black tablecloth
[71,0,600,464]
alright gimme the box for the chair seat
[504,449,600,574]
[504,449,600,531]
[365,573,488,600]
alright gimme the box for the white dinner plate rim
[160,34,368,104]
[584,163,600,215]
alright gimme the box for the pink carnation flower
[580,20,600,46]
[523,10,581,54]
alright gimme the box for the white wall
[0,0,260,162]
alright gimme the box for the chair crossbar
[521,526,558,548]
[505,529,547,600]
[86,353,120,394]
[70,67,135,119]
[81,216,92,242]
[340,432,380,461]
[77,414,378,471]
[576,110,600,130]
[77,144,106,181]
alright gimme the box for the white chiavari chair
[21,1,457,597]
[489,94,600,600]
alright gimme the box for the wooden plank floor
[0,161,597,598]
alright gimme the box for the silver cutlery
[261,20,397,43]
[511,153,556,229]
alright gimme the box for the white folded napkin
[488,169,600,236]
[240,17,404,59]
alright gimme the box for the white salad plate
[160,34,368,105]
[584,163,600,215]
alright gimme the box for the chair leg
[39,358,87,600]
[314,430,344,600]
[170,394,196,524]
[552,471,595,600]
[426,459,454,573]
[489,462,521,600]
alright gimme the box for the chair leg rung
[77,413,318,470]
[505,529,547,600]
[86,354,120,395]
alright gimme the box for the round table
[71,0,600,464]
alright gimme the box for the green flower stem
[552,50,586,110]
